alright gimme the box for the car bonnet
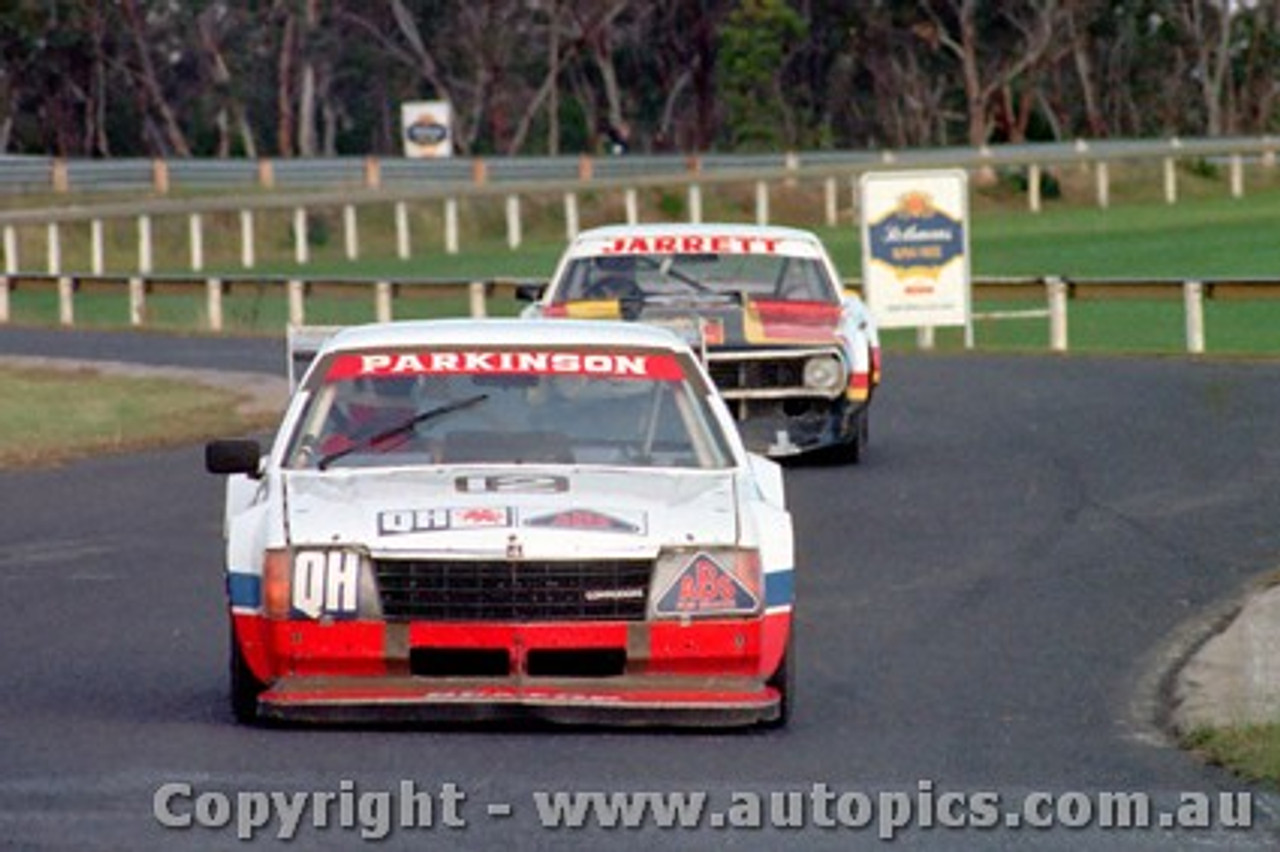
[282,466,738,557]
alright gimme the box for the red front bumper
[233,612,791,726]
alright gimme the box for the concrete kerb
[1168,574,1280,734]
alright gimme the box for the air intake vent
[375,559,653,622]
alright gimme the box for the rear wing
[286,325,344,391]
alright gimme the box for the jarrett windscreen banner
[860,170,970,331]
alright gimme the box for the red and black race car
[523,223,881,462]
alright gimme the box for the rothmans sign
[860,170,971,335]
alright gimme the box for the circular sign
[406,118,449,146]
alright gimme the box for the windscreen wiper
[656,257,714,294]
[317,393,489,470]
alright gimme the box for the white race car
[522,224,881,462]
[206,319,795,727]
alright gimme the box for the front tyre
[762,632,794,729]
[822,406,867,465]
[229,627,265,725]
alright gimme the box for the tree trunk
[1067,11,1106,137]
[277,13,297,157]
[297,0,320,157]
[119,0,191,156]
[198,8,259,158]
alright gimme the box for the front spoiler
[735,399,867,457]
[258,675,781,727]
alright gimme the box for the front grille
[707,357,805,393]
[375,558,653,622]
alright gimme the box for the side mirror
[515,282,547,303]
[206,439,262,477]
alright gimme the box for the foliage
[716,0,808,151]
[1,1,1279,156]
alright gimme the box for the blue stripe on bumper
[765,569,794,609]
[227,572,261,609]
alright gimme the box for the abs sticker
[291,551,360,619]
[521,508,644,534]
[655,552,759,616]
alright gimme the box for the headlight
[263,548,378,620]
[650,548,762,619]
[803,355,844,392]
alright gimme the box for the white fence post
[915,326,935,350]
[1047,276,1069,352]
[293,207,309,265]
[3,225,17,274]
[688,184,703,224]
[469,281,487,318]
[375,281,393,323]
[189,212,204,272]
[1028,164,1042,213]
[288,279,305,325]
[755,181,769,226]
[47,223,62,274]
[240,210,256,269]
[206,277,223,332]
[1229,155,1244,198]
[1184,280,1205,354]
[1163,157,1178,204]
[0,275,9,322]
[138,215,153,274]
[445,198,460,255]
[91,219,105,275]
[564,192,580,242]
[624,188,639,225]
[1095,161,1110,209]
[824,177,838,226]
[58,275,74,326]
[395,201,411,260]
[506,195,522,250]
[343,204,359,261]
[129,276,145,326]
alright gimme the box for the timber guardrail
[2,271,1277,356]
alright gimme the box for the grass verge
[1182,726,1280,789]
[0,365,278,470]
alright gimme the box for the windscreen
[284,347,732,470]
[554,240,838,304]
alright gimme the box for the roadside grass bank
[1183,726,1280,789]
[0,364,280,470]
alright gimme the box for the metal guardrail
[1,271,1276,356]
[2,135,1277,198]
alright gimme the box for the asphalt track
[1,327,1279,850]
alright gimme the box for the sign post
[860,170,971,346]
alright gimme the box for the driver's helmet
[593,254,638,280]
[585,255,642,301]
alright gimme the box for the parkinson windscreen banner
[860,170,970,331]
